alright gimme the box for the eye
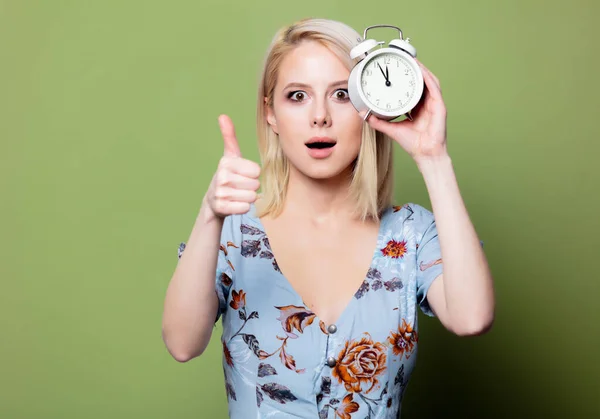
[333,89,349,101]
[287,91,306,102]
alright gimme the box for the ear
[264,97,279,135]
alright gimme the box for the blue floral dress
[178,203,449,418]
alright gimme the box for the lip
[305,136,337,146]
[305,136,337,159]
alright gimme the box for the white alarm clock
[348,25,424,121]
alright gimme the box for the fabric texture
[178,203,458,418]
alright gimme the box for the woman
[162,18,495,418]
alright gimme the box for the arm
[363,59,495,336]
[162,114,261,362]
[162,200,223,362]
[418,155,495,336]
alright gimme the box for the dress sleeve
[413,204,484,317]
[177,215,237,324]
[414,205,443,317]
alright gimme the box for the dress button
[327,324,337,334]
[326,356,336,367]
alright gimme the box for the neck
[282,165,356,223]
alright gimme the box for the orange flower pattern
[381,239,408,259]
[387,319,419,359]
[275,305,317,339]
[331,334,387,394]
[229,289,246,310]
[420,257,443,271]
[176,202,450,418]
[223,340,234,367]
[334,394,360,418]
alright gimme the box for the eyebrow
[283,80,348,90]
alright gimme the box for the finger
[416,60,442,101]
[420,63,441,90]
[215,200,251,215]
[411,85,428,115]
[415,59,440,87]
[220,172,261,191]
[227,158,261,179]
[218,114,242,158]
[215,187,258,203]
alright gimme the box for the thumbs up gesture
[204,115,262,219]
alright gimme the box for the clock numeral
[386,103,391,110]
[406,92,410,97]
[404,69,409,76]
[409,80,415,87]
[384,57,391,64]
[398,100,403,106]
[365,69,372,76]
[367,92,371,97]
[362,79,368,87]
[376,99,380,105]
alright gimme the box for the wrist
[198,197,223,226]
[415,152,453,173]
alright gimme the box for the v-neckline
[248,203,391,329]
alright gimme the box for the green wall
[2,1,598,418]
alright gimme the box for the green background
[2,0,599,418]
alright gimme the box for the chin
[297,161,354,181]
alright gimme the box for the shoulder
[219,205,265,250]
[378,203,439,251]
[220,209,255,238]
[383,202,436,230]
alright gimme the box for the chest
[260,218,380,326]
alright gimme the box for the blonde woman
[162,18,494,418]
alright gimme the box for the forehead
[277,41,349,86]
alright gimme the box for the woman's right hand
[203,114,262,219]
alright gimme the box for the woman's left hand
[362,59,449,165]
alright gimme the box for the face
[266,41,363,181]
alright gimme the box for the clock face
[359,52,418,114]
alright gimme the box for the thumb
[218,114,242,158]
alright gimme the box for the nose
[313,116,330,127]
[312,101,331,127]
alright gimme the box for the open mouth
[306,142,335,149]
[305,138,337,149]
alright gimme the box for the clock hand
[385,65,389,81]
[377,63,391,87]
[377,63,388,81]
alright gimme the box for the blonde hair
[255,18,394,221]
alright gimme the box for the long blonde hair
[255,18,394,221]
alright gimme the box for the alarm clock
[348,25,424,121]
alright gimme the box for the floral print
[354,267,404,299]
[177,202,449,418]
[239,223,281,273]
[223,286,304,405]
[223,341,234,367]
[332,333,387,394]
[387,319,419,359]
[229,289,246,310]
[420,257,443,271]
[220,241,239,271]
[320,394,360,419]
[373,229,410,271]
[275,305,317,339]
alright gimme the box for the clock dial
[360,52,417,113]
